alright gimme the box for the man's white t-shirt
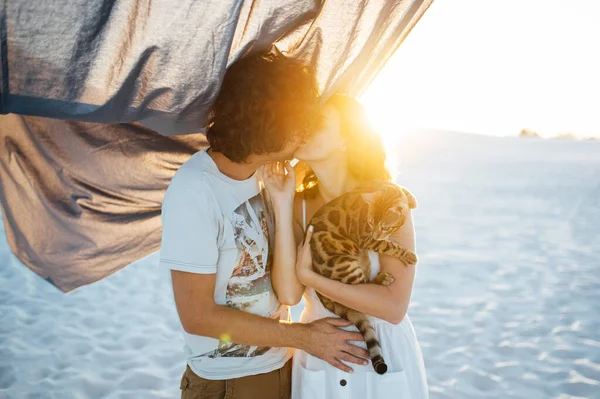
[160,148,292,380]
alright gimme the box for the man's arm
[161,178,369,372]
[171,271,370,372]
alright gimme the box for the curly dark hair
[206,51,319,163]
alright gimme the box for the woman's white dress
[291,201,429,399]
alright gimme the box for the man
[160,51,369,399]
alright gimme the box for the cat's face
[362,188,407,240]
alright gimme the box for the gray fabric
[0,0,433,293]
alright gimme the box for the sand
[1,131,599,398]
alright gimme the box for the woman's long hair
[296,93,391,198]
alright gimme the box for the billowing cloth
[0,0,433,292]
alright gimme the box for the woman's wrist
[272,197,294,215]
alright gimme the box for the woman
[263,94,429,398]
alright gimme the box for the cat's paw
[373,272,395,286]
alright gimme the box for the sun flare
[359,0,600,140]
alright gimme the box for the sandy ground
[1,131,599,398]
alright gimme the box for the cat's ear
[401,188,417,209]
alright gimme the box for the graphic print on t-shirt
[203,189,285,358]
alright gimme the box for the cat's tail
[318,293,388,374]
[345,309,388,375]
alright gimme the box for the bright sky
[361,0,600,139]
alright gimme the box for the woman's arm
[264,162,305,306]
[297,210,417,324]
[271,200,306,305]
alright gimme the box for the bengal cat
[307,181,417,374]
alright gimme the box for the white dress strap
[302,197,307,232]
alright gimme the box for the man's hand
[301,317,370,373]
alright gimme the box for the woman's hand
[296,225,315,286]
[263,161,296,208]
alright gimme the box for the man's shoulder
[164,150,216,203]
[177,148,210,173]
